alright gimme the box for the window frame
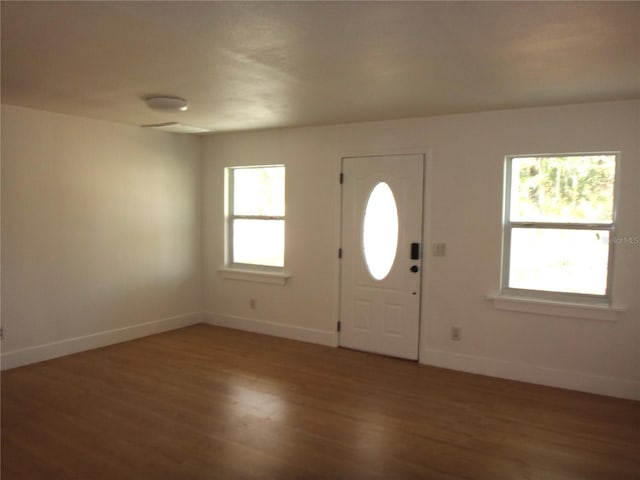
[501,152,619,305]
[225,164,285,272]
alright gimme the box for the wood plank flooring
[2,324,639,479]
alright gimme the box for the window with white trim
[226,165,285,269]
[502,153,618,303]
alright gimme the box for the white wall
[1,105,203,368]
[2,101,637,399]
[202,100,640,400]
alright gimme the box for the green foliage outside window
[511,155,616,223]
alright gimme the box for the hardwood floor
[2,324,639,479]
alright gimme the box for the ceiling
[2,1,639,134]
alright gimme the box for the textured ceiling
[2,1,639,133]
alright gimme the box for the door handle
[410,265,419,273]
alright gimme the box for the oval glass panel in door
[362,182,399,280]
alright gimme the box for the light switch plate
[432,242,446,257]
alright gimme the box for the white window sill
[486,294,625,322]
[218,267,290,285]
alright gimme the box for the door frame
[335,148,432,362]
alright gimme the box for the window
[502,153,618,303]
[226,165,285,269]
[362,182,399,281]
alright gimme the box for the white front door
[339,154,424,360]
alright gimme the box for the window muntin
[227,165,285,269]
[503,154,617,302]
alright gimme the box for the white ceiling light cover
[144,96,189,112]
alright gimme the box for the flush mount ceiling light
[144,96,189,112]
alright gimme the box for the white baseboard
[1,312,202,371]
[5,312,635,401]
[421,348,640,401]
[204,312,338,348]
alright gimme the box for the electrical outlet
[249,298,257,310]
[450,326,461,341]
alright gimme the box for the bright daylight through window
[227,165,285,269]
[363,182,399,281]
[503,153,617,302]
